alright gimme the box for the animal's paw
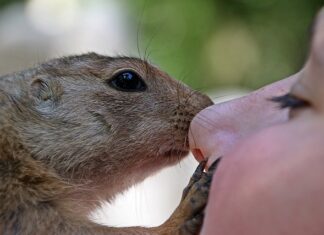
[158,159,221,235]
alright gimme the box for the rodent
[0,53,213,234]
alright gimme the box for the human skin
[189,8,324,235]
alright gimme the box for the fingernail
[192,148,205,162]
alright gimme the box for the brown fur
[0,53,213,234]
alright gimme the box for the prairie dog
[0,53,214,234]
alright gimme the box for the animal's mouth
[163,149,189,158]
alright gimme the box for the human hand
[189,8,324,235]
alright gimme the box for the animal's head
[1,53,213,190]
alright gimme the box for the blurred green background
[0,0,323,91]
[129,0,323,90]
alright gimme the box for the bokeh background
[0,0,322,227]
[0,0,322,91]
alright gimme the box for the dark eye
[270,93,309,110]
[108,70,147,92]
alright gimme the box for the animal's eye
[108,70,147,92]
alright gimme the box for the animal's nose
[185,91,213,117]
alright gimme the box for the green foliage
[0,0,322,91]
[0,0,24,8]
[129,0,323,90]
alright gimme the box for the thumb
[310,7,324,68]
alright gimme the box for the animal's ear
[30,76,62,105]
